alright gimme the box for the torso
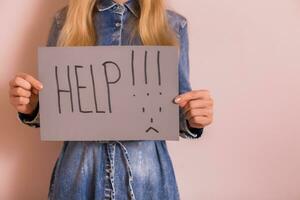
[48,1,187,199]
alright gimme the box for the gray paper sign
[38,46,179,141]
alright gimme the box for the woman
[8,0,214,199]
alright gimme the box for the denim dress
[18,0,204,199]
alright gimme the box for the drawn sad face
[131,50,163,134]
[139,92,162,134]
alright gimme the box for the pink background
[1,0,300,199]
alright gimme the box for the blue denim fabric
[18,0,204,199]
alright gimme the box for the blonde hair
[57,0,178,46]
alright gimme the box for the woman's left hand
[174,90,214,128]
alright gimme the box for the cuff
[179,106,204,139]
[17,103,40,128]
[181,119,203,139]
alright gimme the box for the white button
[115,22,121,27]
[114,4,126,13]
[116,4,124,10]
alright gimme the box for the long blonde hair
[57,0,179,47]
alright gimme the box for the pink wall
[0,1,67,199]
[1,0,300,199]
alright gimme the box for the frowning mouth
[145,127,159,133]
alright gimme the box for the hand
[174,90,214,128]
[9,73,43,114]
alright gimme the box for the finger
[10,96,30,105]
[15,104,27,113]
[174,90,211,104]
[10,76,31,90]
[188,116,211,128]
[15,104,33,114]
[10,87,31,98]
[32,88,39,95]
[185,108,212,121]
[17,73,43,91]
[182,99,213,114]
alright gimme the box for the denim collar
[96,0,140,18]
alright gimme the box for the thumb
[173,95,188,108]
[18,73,43,91]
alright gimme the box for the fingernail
[174,97,181,103]
[39,84,43,89]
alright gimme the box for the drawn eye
[142,107,145,112]
[159,107,162,112]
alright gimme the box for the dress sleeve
[17,13,61,128]
[178,20,204,139]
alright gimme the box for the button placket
[104,143,116,200]
[111,3,126,45]
[108,143,116,200]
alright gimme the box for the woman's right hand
[9,73,43,115]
